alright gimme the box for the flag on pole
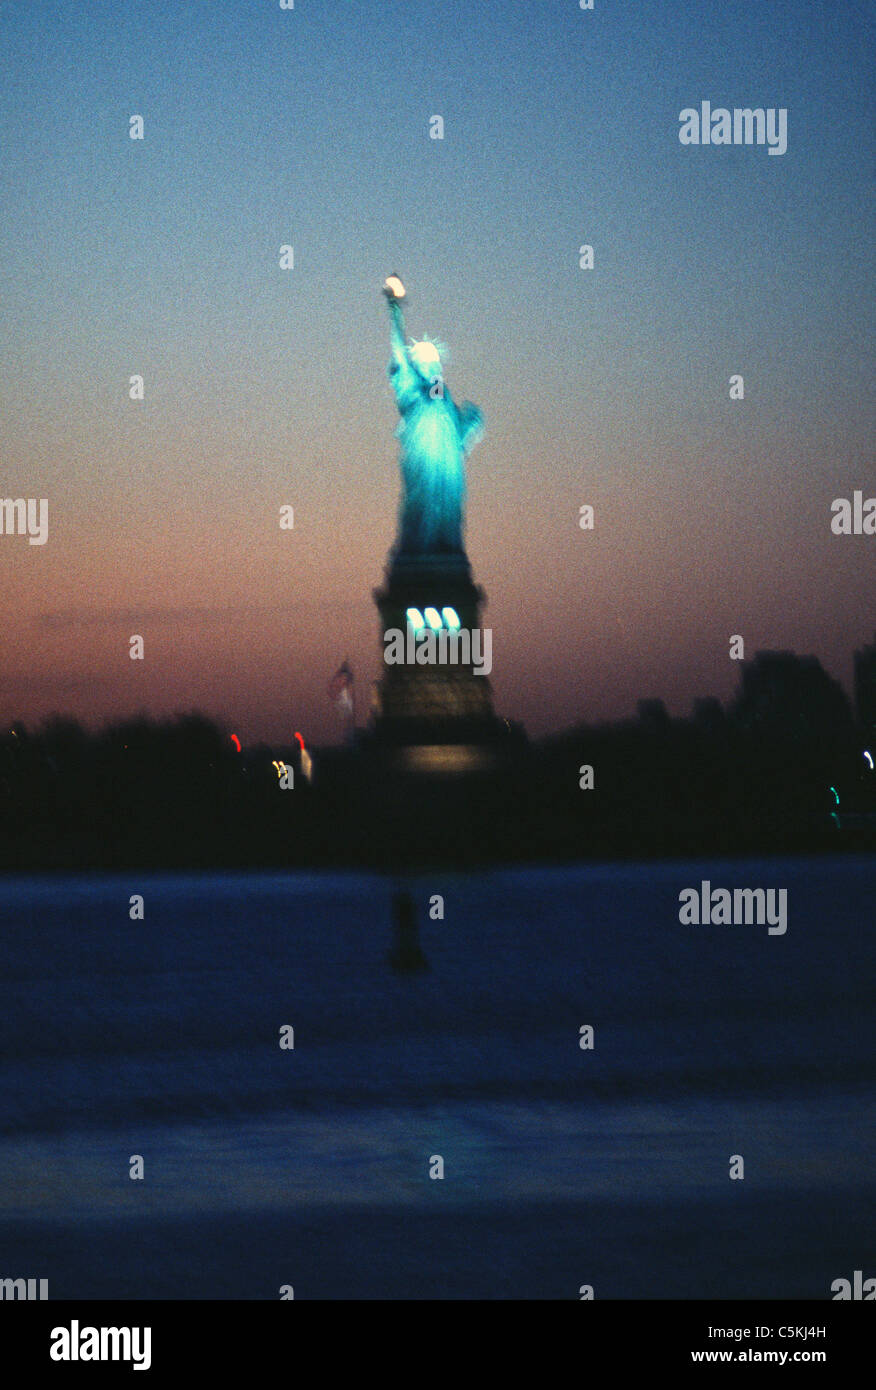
[328,660,354,717]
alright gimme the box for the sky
[1,0,873,746]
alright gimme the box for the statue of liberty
[383,275,484,556]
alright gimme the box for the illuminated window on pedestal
[405,606,461,631]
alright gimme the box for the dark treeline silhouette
[1,648,874,870]
[534,650,873,862]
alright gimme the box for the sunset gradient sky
[1,0,873,745]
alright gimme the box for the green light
[424,606,442,629]
[829,786,840,806]
[441,606,461,629]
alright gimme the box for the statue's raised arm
[383,275,418,411]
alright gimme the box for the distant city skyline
[1,0,873,745]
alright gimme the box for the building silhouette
[854,632,876,736]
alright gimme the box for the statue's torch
[383,274,406,301]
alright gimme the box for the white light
[406,607,425,631]
[441,607,461,629]
[865,750,874,770]
[410,341,441,371]
[424,607,442,629]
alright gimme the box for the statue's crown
[408,338,447,375]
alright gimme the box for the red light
[294,731,305,751]
[230,734,241,753]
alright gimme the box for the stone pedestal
[371,549,503,766]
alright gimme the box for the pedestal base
[371,548,503,750]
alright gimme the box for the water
[1,856,873,1298]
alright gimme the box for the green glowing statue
[383,275,484,556]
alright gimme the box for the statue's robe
[389,350,483,555]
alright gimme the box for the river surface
[0,856,873,1298]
